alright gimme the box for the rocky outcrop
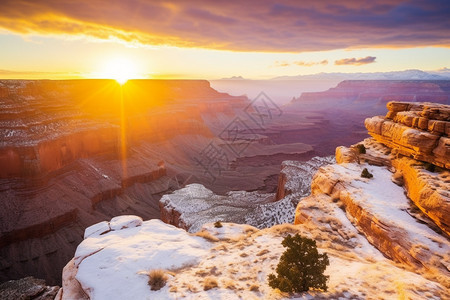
[275,156,335,201]
[159,183,283,232]
[295,102,450,286]
[160,156,335,232]
[296,161,449,284]
[0,276,59,300]
[391,156,450,235]
[363,101,450,234]
[365,101,450,168]
[59,214,448,299]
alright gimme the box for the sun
[97,57,140,84]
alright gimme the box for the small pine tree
[268,234,329,294]
[361,168,373,178]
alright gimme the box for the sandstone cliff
[295,101,450,288]
[364,101,450,234]
[365,101,449,168]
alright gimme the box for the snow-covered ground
[67,216,447,300]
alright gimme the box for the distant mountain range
[272,69,450,80]
[220,69,450,81]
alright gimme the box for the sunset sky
[0,0,449,80]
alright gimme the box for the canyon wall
[0,79,246,285]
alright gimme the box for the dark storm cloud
[335,56,377,65]
[0,0,448,52]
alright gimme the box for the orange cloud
[0,1,449,52]
[335,56,377,66]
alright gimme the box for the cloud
[335,56,377,65]
[0,0,448,52]
[0,69,83,79]
[294,60,329,66]
[275,60,328,67]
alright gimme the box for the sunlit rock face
[298,161,449,278]
[295,102,450,288]
[364,101,450,234]
[366,101,450,169]
[0,79,240,178]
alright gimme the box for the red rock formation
[296,102,449,286]
[366,102,450,168]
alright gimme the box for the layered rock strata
[296,102,449,287]
[365,101,450,168]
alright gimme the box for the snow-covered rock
[160,156,334,232]
[60,216,448,299]
[296,161,450,286]
[159,183,278,232]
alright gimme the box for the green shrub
[361,168,373,178]
[214,221,223,228]
[268,234,329,294]
[356,144,366,154]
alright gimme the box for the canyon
[1,80,449,296]
[57,100,449,299]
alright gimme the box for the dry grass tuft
[213,244,229,252]
[249,284,260,292]
[204,277,219,290]
[270,223,300,235]
[256,249,270,256]
[169,286,177,293]
[148,269,168,291]
[223,279,237,290]
[244,226,258,234]
[194,230,219,242]
[195,269,210,277]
